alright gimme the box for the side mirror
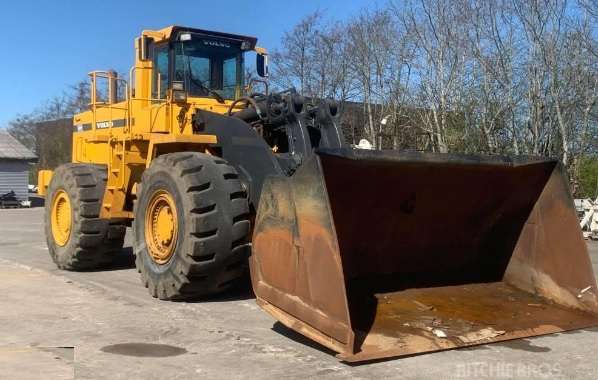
[139,35,154,61]
[256,53,268,78]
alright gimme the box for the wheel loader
[38,25,598,362]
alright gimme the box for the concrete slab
[0,346,73,380]
[1,208,597,379]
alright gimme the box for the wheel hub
[145,190,178,264]
[51,190,72,246]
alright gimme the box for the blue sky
[0,0,374,128]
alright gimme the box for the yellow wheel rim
[145,190,178,264]
[51,190,72,246]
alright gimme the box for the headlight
[172,90,187,103]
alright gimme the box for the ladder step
[111,169,120,173]
[107,186,116,191]
[103,203,112,209]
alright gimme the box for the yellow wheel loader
[39,25,598,362]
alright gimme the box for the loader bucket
[250,149,598,362]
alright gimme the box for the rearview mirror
[256,53,268,78]
[139,35,154,61]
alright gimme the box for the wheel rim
[51,190,72,246]
[145,190,178,264]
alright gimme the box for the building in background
[0,131,37,201]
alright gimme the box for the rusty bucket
[250,149,598,362]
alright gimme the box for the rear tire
[44,164,126,270]
[133,152,251,300]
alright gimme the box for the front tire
[45,164,126,270]
[133,152,251,300]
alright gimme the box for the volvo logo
[202,40,230,48]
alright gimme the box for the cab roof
[144,25,258,49]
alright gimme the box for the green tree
[577,157,598,198]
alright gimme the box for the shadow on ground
[82,245,255,302]
[184,271,255,303]
[494,339,551,353]
[84,247,136,272]
[271,321,337,357]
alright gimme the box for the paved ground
[1,208,598,379]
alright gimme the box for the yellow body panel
[37,170,54,196]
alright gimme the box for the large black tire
[45,164,126,270]
[133,152,251,300]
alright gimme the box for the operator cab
[141,26,267,102]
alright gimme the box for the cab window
[173,38,243,100]
[152,45,169,99]
[223,57,238,98]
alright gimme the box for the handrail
[128,65,168,103]
[88,70,132,192]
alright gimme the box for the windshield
[174,38,244,100]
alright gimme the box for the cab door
[149,43,170,133]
